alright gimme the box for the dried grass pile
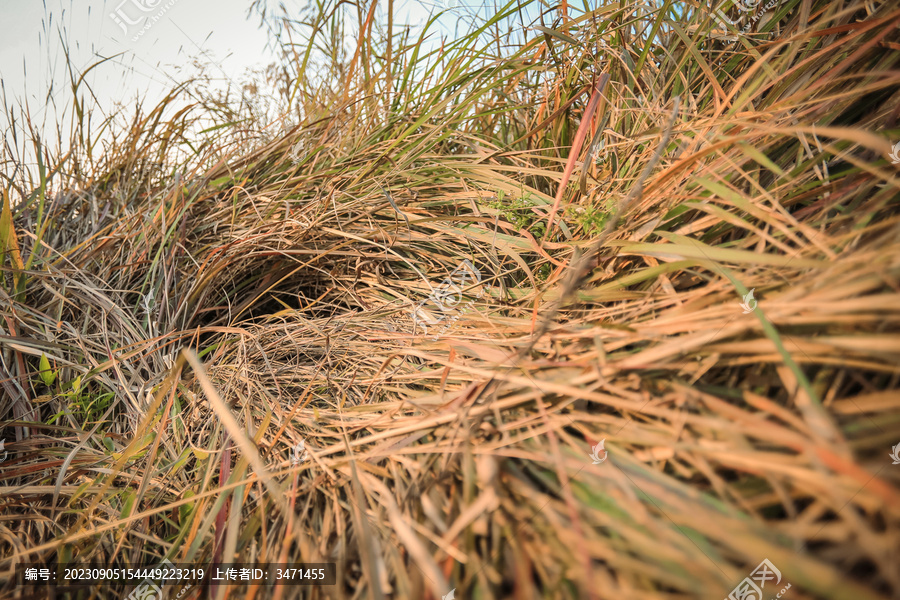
[1,0,899,598]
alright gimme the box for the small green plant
[38,353,56,387]
[489,190,546,238]
[566,199,615,239]
[46,376,115,427]
[578,205,611,238]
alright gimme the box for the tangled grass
[1,0,899,598]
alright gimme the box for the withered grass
[1,0,899,598]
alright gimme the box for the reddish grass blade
[542,73,609,243]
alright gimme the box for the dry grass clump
[1,0,899,598]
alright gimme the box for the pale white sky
[0,0,503,153]
[0,1,264,132]
[0,0,503,120]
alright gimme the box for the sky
[0,0,500,163]
[1,1,263,125]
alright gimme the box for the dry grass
[1,0,899,598]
